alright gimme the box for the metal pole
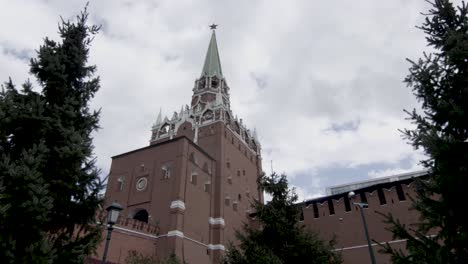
[102,225,114,264]
[359,206,377,264]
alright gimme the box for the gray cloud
[329,119,361,133]
[0,0,432,198]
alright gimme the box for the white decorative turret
[155,109,162,126]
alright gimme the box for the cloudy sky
[1,0,445,200]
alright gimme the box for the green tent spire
[201,27,223,78]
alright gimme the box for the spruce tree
[0,7,104,264]
[223,173,342,264]
[380,1,468,263]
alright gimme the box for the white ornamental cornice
[150,105,261,154]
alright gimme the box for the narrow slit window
[190,173,197,185]
[396,184,406,201]
[117,176,124,191]
[299,209,304,221]
[204,181,211,192]
[377,189,387,205]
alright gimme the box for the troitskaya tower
[102,26,263,264]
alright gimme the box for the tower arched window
[160,123,170,135]
[117,176,125,191]
[133,209,149,223]
[211,76,219,88]
[162,165,171,179]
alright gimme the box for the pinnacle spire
[155,108,162,125]
[201,26,223,78]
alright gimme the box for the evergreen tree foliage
[380,1,468,263]
[0,6,104,264]
[223,173,342,264]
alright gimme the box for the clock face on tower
[136,177,148,191]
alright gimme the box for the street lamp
[102,201,123,264]
[348,191,376,264]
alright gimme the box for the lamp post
[102,201,123,264]
[348,192,376,264]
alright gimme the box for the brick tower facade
[101,28,263,264]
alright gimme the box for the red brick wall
[302,182,422,264]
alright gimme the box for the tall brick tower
[103,26,263,264]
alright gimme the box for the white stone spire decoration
[155,108,162,125]
[253,128,259,141]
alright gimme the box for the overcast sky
[1,0,446,200]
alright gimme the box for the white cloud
[291,185,323,202]
[367,151,425,178]
[0,0,434,195]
